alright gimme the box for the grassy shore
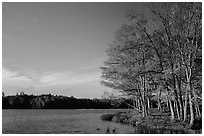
[101,109,202,134]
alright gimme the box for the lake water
[2,109,136,134]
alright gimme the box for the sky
[3,2,146,98]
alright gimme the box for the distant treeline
[2,92,133,109]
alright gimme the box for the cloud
[2,67,32,88]
[39,71,100,87]
[38,63,102,87]
[3,63,102,89]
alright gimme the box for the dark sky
[3,2,147,98]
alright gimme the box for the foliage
[2,92,134,109]
[101,2,202,126]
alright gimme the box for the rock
[112,128,116,133]
[106,127,110,133]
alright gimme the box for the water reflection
[3,109,193,134]
[3,109,135,134]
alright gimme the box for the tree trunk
[142,51,147,117]
[147,97,150,109]
[195,104,199,118]
[166,88,175,122]
[166,98,169,112]
[183,89,188,122]
[138,98,141,111]
[133,99,136,109]
[157,89,162,111]
[157,98,161,111]
[175,100,181,120]
[141,98,148,117]
[169,100,175,122]
[177,60,184,120]
[141,100,145,118]
[178,98,183,120]
[144,102,148,116]
[176,76,184,120]
[171,63,181,121]
[172,77,181,121]
[192,88,201,118]
[189,92,194,126]
[196,105,201,118]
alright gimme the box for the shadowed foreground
[101,109,202,134]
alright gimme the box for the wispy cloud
[39,71,100,87]
[3,67,32,88]
[3,64,101,90]
[71,60,103,72]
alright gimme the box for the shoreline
[101,109,202,134]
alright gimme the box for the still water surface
[3,109,136,134]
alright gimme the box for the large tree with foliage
[101,2,201,126]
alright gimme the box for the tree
[149,2,202,125]
[101,2,202,125]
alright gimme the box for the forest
[101,2,202,127]
[2,92,134,109]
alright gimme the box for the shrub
[101,114,115,121]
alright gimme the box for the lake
[2,109,136,134]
